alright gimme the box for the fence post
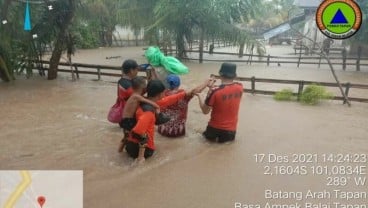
[342,48,347,71]
[209,44,214,54]
[297,46,302,68]
[97,68,101,80]
[239,43,244,58]
[74,65,80,79]
[356,46,362,71]
[343,82,351,104]
[251,76,256,94]
[297,81,304,101]
[267,55,270,66]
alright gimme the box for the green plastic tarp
[144,46,189,75]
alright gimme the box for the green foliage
[0,0,81,81]
[274,85,334,105]
[274,88,295,101]
[149,0,265,57]
[300,84,333,105]
[73,23,99,49]
[0,1,43,81]
[0,0,267,81]
[80,0,123,47]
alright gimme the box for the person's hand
[191,88,199,94]
[186,89,195,97]
[194,93,203,104]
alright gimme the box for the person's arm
[199,86,217,114]
[192,76,216,94]
[131,94,160,109]
[149,67,159,80]
[195,94,212,114]
[156,91,188,108]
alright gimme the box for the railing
[212,75,368,103]
[35,60,122,80]
[158,48,368,71]
[31,60,368,103]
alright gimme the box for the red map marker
[37,196,46,208]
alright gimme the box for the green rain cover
[144,46,189,75]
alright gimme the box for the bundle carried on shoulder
[144,46,189,75]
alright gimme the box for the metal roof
[263,23,291,40]
[293,0,322,8]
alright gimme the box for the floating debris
[105,56,122,60]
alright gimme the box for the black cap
[147,79,166,97]
[219,62,237,79]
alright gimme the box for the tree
[80,0,122,47]
[151,0,265,60]
[0,0,16,82]
[1,0,267,82]
[0,0,80,81]
[115,0,159,45]
[0,0,42,81]
[48,0,78,80]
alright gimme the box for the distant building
[113,26,144,40]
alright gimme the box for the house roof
[293,0,322,8]
[263,23,291,40]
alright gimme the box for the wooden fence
[31,60,368,103]
[212,75,368,103]
[162,48,368,71]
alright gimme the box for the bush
[300,84,333,105]
[274,88,295,101]
[74,24,99,49]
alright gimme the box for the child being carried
[118,76,160,152]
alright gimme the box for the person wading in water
[195,63,243,143]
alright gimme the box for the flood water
[1,46,368,208]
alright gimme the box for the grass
[274,88,295,101]
[274,85,333,105]
[300,84,333,105]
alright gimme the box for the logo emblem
[316,0,362,39]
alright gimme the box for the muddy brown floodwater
[1,46,368,208]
